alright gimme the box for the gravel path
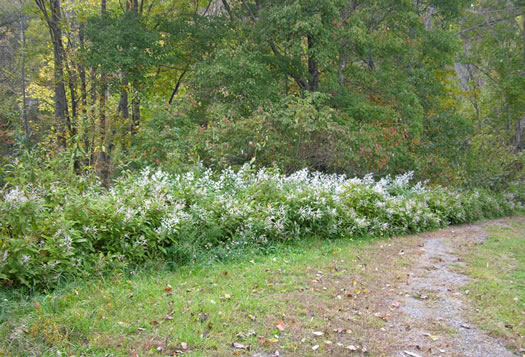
[394,224,518,357]
[248,218,523,357]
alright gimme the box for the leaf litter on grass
[2,217,524,356]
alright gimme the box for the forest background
[0,0,523,189]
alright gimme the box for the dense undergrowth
[0,165,522,290]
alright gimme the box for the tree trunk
[65,61,78,137]
[52,0,69,147]
[19,10,30,141]
[78,22,90,159]
[65,40,81,171]
[98,0,110,186]
[424,6,434,30]
[130,0,141,134]
[79,23,87,116]
[307,34,319,91]
[517,117,524,152]
[98,82,109,185]
[169,65,189,105]
[131,81,140,134]
[118,73,129,120]
[119,0,130,121]
[519,16,525,152]
[88,68,97,165]
[35,0,69,147]
[132,97,140,130]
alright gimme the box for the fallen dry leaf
[232,342,247,349]
[423,332,438,341]
[403,351,423,357]
[198,312,209,321]
[275,320,285,332]
[391,301,401,308]
[374,312,387,321]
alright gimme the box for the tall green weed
[0,165,519,290]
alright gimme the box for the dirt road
[270,217,524,357]
[391,222,519,357]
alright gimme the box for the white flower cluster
[92,165,511,254]
[87,165,516,252]
[3,187,29,207]
[0,163,517,289]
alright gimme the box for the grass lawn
[0,232,421,356]
[458,219,525,350]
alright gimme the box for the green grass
[460,219,525,349]
[0,235,394,356]
[3,218,523,356]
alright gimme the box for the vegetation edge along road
[0,216,523,356]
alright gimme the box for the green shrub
[0,165,520,290]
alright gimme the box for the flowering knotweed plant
[0,165,517,289]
